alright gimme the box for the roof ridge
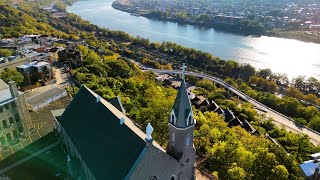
[84,86,166,152]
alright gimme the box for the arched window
[171,132,175,145]
[171,114,175,124]
[170,175,177,180]
[149,176,158,180]
[186,134,190,147]
[189,116,192,125]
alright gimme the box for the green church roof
[58,86,146,179]
[171,80,193,128]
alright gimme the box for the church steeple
[166,63,196,179]
[169,63,194,128]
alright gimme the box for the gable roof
[215,107,225,115]
[224,109,236,123]
[210,100,220,111]
[58,86,146,179]
[228,118,243,127]
[300,160,319,177]
[108,96,126,113]
[171,80,193,128]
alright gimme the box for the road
[148,68,320,145]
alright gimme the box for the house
[187,91,196,100]
[228,117,243,127]
[16,61,53,86]
[300,153,320,180]
[191,96,210,109]
[224,109,236,123]
[214,107,225,115]
[0,56,29,73]
[58,47,83,67]
[156,74,171,82]
[242,119,257,134]
[26,87,67,111]
[48,47,63,62]
[55,77,196,179]
[210,100,220,111]
[0,80,31,146]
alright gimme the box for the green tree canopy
[0,69,24,85]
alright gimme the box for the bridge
[148,68,320,145]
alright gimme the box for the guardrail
[151,69,320,140]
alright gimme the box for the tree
[226,163,246,180]
[308,116,320,132]
[285,87,304,100]
[107,59,135,78]
[251,148,278,180]
[271,165,289,180]
[304,94,317,104]
[257,68,272,79]
[0,69,24,85]
[77,45,89,57]
[240,64,255,81]
[292,76,306,92]
[54,2,66,12]
[0,49,12,57]
[197,14,210,22]
[86,51,100,63]
[306,77,319,94]
[176,12,188,22]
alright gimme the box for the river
[67,0,320,79]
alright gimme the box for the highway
[148,68,320,145]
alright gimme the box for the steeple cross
[181,63,187,81]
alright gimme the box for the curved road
[148,68,320,145]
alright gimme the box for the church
[55,69,196,179]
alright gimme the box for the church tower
[167,63,196,179]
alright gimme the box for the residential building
[58,47,83,67]
[55,76,196,179]
[0,80,31,146]
[0,56,29,73]
[16,61,53,86]
[300,153,320,180]
[26,87,67,111]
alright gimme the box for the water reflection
[67,0,320,79]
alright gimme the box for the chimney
[8,81,19,98]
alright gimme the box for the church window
[171,114,175,124]
[172,132,175,144]
[170,175,176,180]
[189,116,192,125]
[149,176,158,180]
[186,134,190,147]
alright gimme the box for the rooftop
[57,86,165,179]
[26,87,66,106]
[0,79,12,104]
[300,160,320,177]
[171,80,193,128]
[33,61,49,68]
[16,61,37,69]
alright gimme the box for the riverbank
[67,0,320,79]
[112,0,320,44]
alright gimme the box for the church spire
[169,63,194,128]
[181,63,187,81]
[167,63,196,179]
